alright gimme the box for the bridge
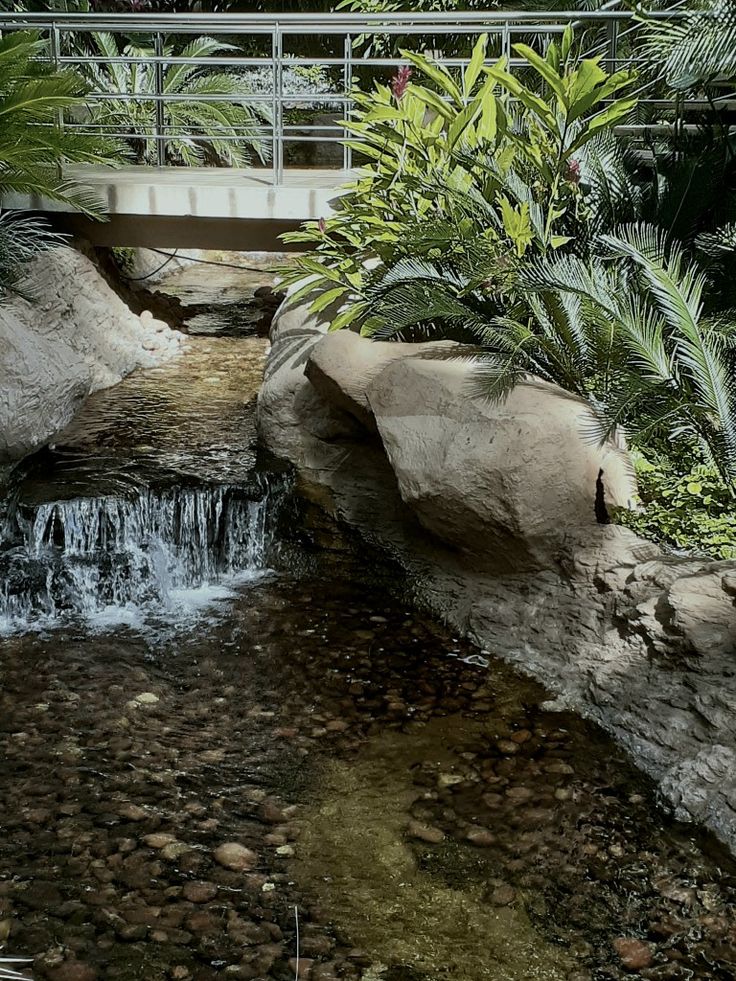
[0,6,713,249]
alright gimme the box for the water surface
[1,262,736,981]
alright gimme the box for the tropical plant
[0,213,66,300]
[280,27,638,333]
[0,29,121,300]
[0,30,117,211]
[78,32,270,166]
[615,447,736,559]
[473,224,736,489]
[640,0,736,93]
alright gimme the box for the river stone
[367,358,636,571]
[613,937,653,971]
[182,880,218,903]
[0,247,183,464]
[213,842,258,871]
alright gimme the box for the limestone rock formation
[0,247,183,464]
[367,357,636,571]
[305,329,458,430]
[257,293,736,854]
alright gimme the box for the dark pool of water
[2,265,736,981]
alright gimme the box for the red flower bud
[566,158,581,185]
[318,217,327,233]
[391,65,413,102]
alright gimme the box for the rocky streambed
[2,258,736,980]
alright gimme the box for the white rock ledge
[257,293,736,854]
[0,247,184,464]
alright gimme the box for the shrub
[280,27,637,332]
[615,448,736,559]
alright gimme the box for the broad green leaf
[310,286,349,313]
[513,42,568,109]
[401,48,463,107]
[409,85,454,122]
[331,301,369,332]
[463,33,488,98]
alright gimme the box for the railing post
[606,15,619,74]
[154,31,166,167]
[343,33,352,173]
[271,25,284,185]
[50,22,62,130]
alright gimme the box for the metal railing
[0,8,715,185]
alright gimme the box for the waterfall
[0,478,280,633]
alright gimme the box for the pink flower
[318,217,327,233]
[566,158,581,185]
[391,66,412,102]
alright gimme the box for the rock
[257,290,736,857]
[256,290,361,473]
[406,820,445,844]
[47,960,98,981]
[613,937,654,971]
[437,773,465,788]
[0,247,182,463]
[367,358,635,571]
[182,880,217,903]
[118,803,149,822]
[490,884,516,906]
[305,329,457,429]
[213,842,258,871]
[131,692,160,707]
[466,827,496,847]
[143,833,178,849]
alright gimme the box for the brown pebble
[496,739,519,754]
[511,730,532,744]
[407,820,444,844]
[613,937,654,971]
[490,884,516,906]
[214,842,258,871]
[48,961,97,981]
[182,880,218,903]
[466,827,496,847]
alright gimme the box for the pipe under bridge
[0,6,710,249]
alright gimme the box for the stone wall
[257,294,736,854]
[0,247,183,465]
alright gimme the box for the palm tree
[0,30,117,212]
[80,33,270,166]
[472,224,736,488]
[0,29,121,299]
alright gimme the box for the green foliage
[0,29,120,302]
[0,212,65,300]
[615,448,736,559]
[79,32,270,166]
[640,0,736,92]
[0,30,118,213]
[473,224,736,487]
[281,28,637,336]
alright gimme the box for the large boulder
[257,291,363,477]
[0,247,182,463]
[305,329,458,429]
[366,357,636,570]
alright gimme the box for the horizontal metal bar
[0,10,682,28]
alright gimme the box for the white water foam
[0,481,280,634]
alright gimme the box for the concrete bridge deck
[9,166,352,222]
[7,166,353,250]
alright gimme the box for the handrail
[0,8,694,185]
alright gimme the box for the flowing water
[2,262,736,981]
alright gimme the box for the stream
[1,257,736,981]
